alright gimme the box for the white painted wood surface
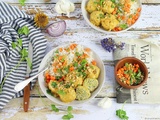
[1,0,160,120]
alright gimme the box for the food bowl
[81,0,142,33]
[114,57,148,89]
[38,44,105,106]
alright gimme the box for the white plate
[38,44,105,106]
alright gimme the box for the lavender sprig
[101,38,125,52]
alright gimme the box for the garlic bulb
[54,0,75,17]
[98,97,112,109]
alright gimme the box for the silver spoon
[14,67,48,92]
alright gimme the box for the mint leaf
[22,26,29,35]
[20,48,28,58]
[19,0,26,6]
[11,42,17,49]
[18,26,29,35]
[17,38,23,47]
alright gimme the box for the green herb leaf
[62,106,74,120]
[99,14,105,19]
[19,0,26,6]
[55,49,59,53]
[51,104,59,112]
[18,26,29,35]
[17,39,23,47]
[11,42,17,49]
[100,0,105,6]
[46,88,54,96]
[23,26,29,35]
[67,106,73,112]
[116,109,128,119]
[56,76,62,80]
[64,83,72,88]
[116,101,129,120]
[110,0,116,3]
[94,1,99,4]
[64,67,69,73]
[51,82,57,88]
[25,57,32,69]
[75,52,81,56]
[119,24,128,29]
[80,59,87,66]
[73,62,78,67]
[20,48,28,58]
[57,90,66,95]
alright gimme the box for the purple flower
[101,38,125,52]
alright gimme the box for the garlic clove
[54,0,75,17]
[98,97,112,109]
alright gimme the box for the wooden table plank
[7,4,160,31]
[3,0,160,4]
[1,97,160,120]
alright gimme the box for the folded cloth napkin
[0,2,47,110]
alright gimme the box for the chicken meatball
[86,0,100,13]
[87,65,100,79]
[59,88,76,103]
[102,0,115,14]
[76,86,91,100]
[83,78,99,92]
[48,80,59,94]
[90,11,104,26]
[101,14,119,31]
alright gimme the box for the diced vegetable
[117,63,144,86]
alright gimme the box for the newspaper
[113,39,160,104]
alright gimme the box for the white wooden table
[1,0,160,120]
